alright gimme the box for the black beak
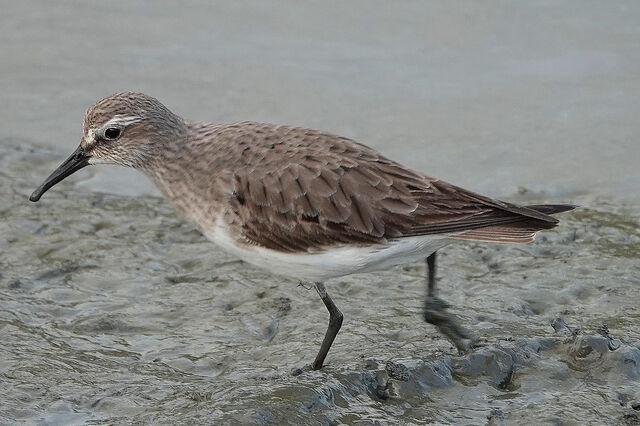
[29,145,91,202]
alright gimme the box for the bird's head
[30,92,185,202]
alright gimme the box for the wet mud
[1,141,639,424]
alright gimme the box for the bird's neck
[140,122,232,230]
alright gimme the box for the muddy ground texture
[1,141,639,424]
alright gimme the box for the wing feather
[218,123,564,252]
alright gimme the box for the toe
[291,364,313,376]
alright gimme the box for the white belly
[204,218,453,282]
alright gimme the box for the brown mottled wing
[225,125,559,252]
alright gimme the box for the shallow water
[2,1,640,203]
[2,141,639,424]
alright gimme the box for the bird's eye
[104,127,121,140]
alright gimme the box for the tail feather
[524,204,577,215]
[451,203,576,244]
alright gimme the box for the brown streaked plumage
[29,92,576,370]
[213,122,561,252]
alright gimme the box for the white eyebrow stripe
[103,115,142,127]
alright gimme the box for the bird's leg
[312,282,344,370]
[427,251,437,296]
[424,251,477,353]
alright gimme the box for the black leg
[426,252,437,296]
[312,282,344,370]
[424,251,477,353]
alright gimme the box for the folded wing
[223,125,573,252]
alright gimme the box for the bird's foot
[291,364,314,376]
[424,296,479,354]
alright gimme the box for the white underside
[204,217,455,282]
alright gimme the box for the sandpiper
[30,92,575,370]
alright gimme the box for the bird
[29,92,575,370]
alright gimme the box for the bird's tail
[523,204,577,215]
[450,203,577,244]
